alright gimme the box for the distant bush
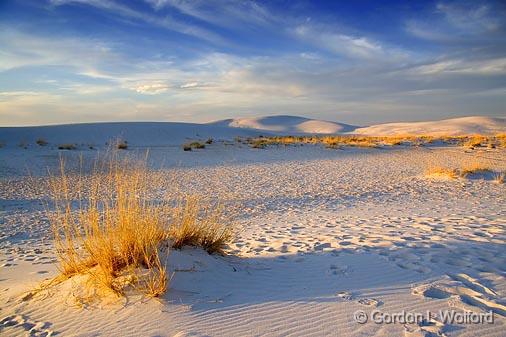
[425,166,459,179]
[183,141,205,151]
[58,144,76,150]
[36,138,48,146]
[494,172,505,184]
[205,138,213,144]
[117,140,128,150]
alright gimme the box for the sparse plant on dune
[493,172,505,184]
[182,141,206,150]
[116,139,128,150]
[18,140,28,149]
[58,143,77,150]
[464,135,485,149]
[496,133,506,148]
[47,151,233,300]
[459,163,492,177]
[425,166,459,179]
[170,196,233,254]
[36,138,48,146]
[49,154,170,297]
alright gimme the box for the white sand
[354,116,506,136]
[0,117,505,337]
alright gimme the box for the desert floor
[0,144,505,337]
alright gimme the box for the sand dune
[1,116,505,149]
[211,115,357,134]
[354,116,506,136]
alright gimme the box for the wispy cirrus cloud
[49,0,227,45]
[406,1,506,42]
[144,0,275,28]
[293,24,410,62]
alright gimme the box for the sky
[0,0,505,126]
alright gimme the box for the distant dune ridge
[354,116,506,136]
[0,115,504,147]
[211,115,357,134]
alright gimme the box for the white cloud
[133,82,170,94]
[0,27,118,72]
[180,82,200,89]
[144,0,275,28]
[408,58,506,76]
[406,2,504,41]
[50,0,226,45]
[293,25,407,61]
[436,2,501,33]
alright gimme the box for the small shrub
[46,152,233,300]
[250,139,267,149]
[425,166,459,179]
[58,143,76,150]
[117,140,128,150]
[182,141,205,151]
[170,196,233,254]
[36,138,48,146]
[205,138,213,144]
[493,172,505,184]
[190,141,205,149]
[496,133,506,148]
[459,163,492,177]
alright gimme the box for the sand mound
[355,116,506,136]
[212,115,357,134]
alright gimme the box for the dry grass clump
[170,196,232,254]
[47,152,233,300]
[58,143,77,150]
[425,166,459,179]
[496,133,506,148]
[36,138,48,146]
[49,154,170,297]
[183,141,206,151]
[464,135,486,148]
[459,163,493,177]
[493,172,505,184]
[116,140,128,150]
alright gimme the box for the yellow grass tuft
[49,153,170,297]
[170,196,233,254]
[493,172,505,184]
[47,151,233,300]
[459,163,492,177]
[425,166,459,179]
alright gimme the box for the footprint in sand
[403,318,448,337]
[329,264,351,276]
[335,291,353,301]
[412,276,506,317]
[357,298,382,307]
[0,314,54,337]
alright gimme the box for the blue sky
[0,0,505,126]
